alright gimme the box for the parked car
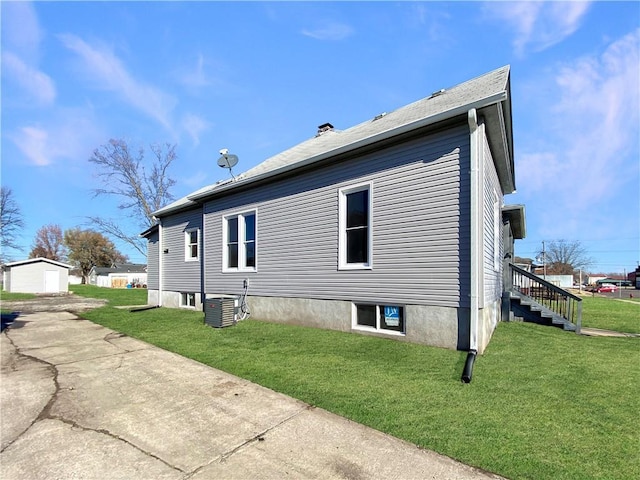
[597,284,618,293]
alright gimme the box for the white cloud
[484,1,591,55]
[182,113,210,146]
[1,2,55,106]
[12,126,51,166]
[1,1,42,59]
[301,22,354,41]
[2,51,56,105]
[58,33,176,130]
[10,108,105,167]
[180,54,210,89]
[518,29,640,220]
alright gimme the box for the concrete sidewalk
[1,311,503,479]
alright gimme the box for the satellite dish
[217,154,238,169]
[217,149,239,180]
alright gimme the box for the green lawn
[1,291,37,301]
[79,300,640,480]
[70,284,148,306]
[580,295,640,333]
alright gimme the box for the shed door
[44,270,59,293]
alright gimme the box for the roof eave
[502,204,526,239]
[4,257,73,269]
[479,81,514,194]
[140,224,159,238]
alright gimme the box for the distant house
[68,268,84,285]
[586,274,607,286]
[143,66,526,354]
[595,276,630,287]
[88,264,147,288]
[540,275,573,288]
[630,267,640,289]
[2,258,72,294]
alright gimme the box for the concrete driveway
[1,309,504,480]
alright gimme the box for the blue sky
[1,1,639,274]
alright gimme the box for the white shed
[3,258,72,294]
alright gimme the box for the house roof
[140,224,159,238]
[3,257,72,269]
[154,65,514,217]
[90,264,147,275]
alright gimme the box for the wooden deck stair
[509,289,577,331]
[507,264,582,333]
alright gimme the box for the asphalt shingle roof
[154,65,511,217]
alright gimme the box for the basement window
[353,303,405,334]
[181,292,196,308]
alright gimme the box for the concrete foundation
[477,299,501,354]
[248,296,352,332]
[148,290,203,310]
[147,289,160,307]
[147,290,501,353]
[249,296,463,351]
[405,304,461,350]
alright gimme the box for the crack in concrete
[3,333,22,372]
[48,415,187,475]
[1,332,58,454]
[1,328,186,476]
[103,331,129,349]
[184,404,316,479]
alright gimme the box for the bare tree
[64,228,128,283]
[29,224,67,261]
[537,239,593,275]
[0,186,25,262]
[87,139,176,257]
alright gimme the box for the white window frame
[181,292,196,308]
[185,228,200,262]
[222,210,257,273]
[351,303,405,336]
[338,182,373,270]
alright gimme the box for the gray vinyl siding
[161,208,202,292]
[146,230,159,290]
[482,129,503,304]
[204,124,471,308]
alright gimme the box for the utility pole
[579,268,582,291]
[542,240,546,280]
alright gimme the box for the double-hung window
[223,211,256,271]
[185,228,199,261]
[339,183,372,269]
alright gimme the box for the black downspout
[461,350,477,383]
